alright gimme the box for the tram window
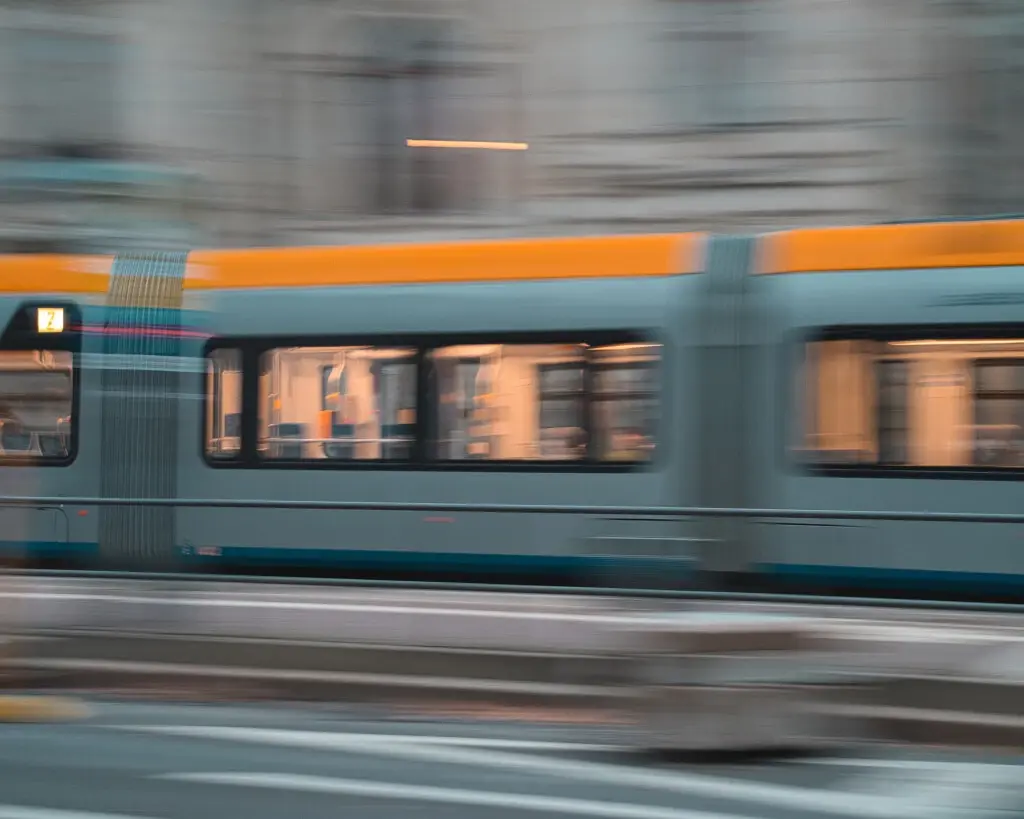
[875,359,910,465]
[797,340,877,465]
[258,346,416,461]
[205,348,242,459]
[0,350,73,463]
[425,341,660,463]
[972,360,1024,467]
[591,343,660,462]
[798,335,1024,470]
[426,343,587,461]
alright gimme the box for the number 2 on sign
[37,307,65,334]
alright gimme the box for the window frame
[788,323,1024,480]
[874,357,911,467]
[204,346,243,462]
[201,330,666,473]
[535,360,588,461]
[589,358,660,463]
[0,300,83,468]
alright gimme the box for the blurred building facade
[0,0,1023,250]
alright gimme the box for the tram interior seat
[323,423,355,460]
[0,421,32,454]
[36,432,66,457]
[382,422,415,460]
[0,421,68,458]
[269,422,304,459]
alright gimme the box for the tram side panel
[176,274,705,585]
[747,253,1024,596]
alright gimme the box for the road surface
[0,699,1020,819]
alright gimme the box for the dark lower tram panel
[13,545,1024,603]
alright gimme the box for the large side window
[204,335,662,468]
[205,348,242,460]
[797,332,1024,471]
[258,346,417,461]
[0,349,74,463]
[427,343,588,462]
[426,341,661,463]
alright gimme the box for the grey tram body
[2,236,1023,594]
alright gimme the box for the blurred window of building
[930,0,1024,216]
[3,13,124,158]
[0,12,199,252]
[346,13,502,214]
[361,15,451,213]
[660,0,777,129]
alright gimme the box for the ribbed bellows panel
[99,253,187,571]
[697,236,756,575]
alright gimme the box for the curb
[15,631,629,686]
[10,633,1024,751]
[10,656,634,710]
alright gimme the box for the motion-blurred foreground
[3,575,1024,819]
[2,0,1024,251]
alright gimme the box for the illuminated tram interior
[799,338,1024,469]
[209,343,660,464]
[0,350,73,459]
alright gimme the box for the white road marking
[7,585,592,609]
[805,757,1020,773]
[265,734,620,752]
[0,808,151,819]
[36,662,606,699]
[158,772,760,819]
[111,724,920,818]
[0,592,629,622]
[826,623,1010,643]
